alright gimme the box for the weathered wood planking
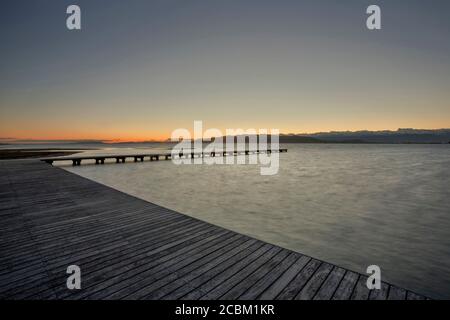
[0,160,427,300]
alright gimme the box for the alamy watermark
[66,5,81,30]
[366,5,382,30]
[170,121,281,176]
[65,4,381,31]
[366,265,381,290]
[66,265,81,290]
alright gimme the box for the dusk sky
[1,0,450,141]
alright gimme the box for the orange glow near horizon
[2,122,450,143]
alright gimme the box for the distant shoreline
[0,149,84,160]
[2,128,450,145]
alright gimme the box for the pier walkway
[0,160,427,300]
[41,149,288,166]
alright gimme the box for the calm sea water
[61,144,450,299]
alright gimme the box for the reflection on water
[64,144,450,299]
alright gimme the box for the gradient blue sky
[1,0,449,141]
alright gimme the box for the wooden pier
[0,160,427,300]
[41,149,288,166]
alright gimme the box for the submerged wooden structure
[0,160,427,300]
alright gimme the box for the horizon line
[1,127,450,144]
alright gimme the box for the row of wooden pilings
[42,149,288,166]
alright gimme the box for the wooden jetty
[0,160,427,300]
[41,149,288,166]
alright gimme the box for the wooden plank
[238,252,299,300]
[115,234,249,299]
[84,232,241,299]
[313,266,346,300]
[0,216,195,275]
[171,241,265,300]
[295,262,334,300]
[142,239,260,300]
[256,255,311,300]
[368,282,389,300]
[14,225,223,300]
[332,271,359,300]
[181,243,273,300]
[351,275,370,300]
[46,226,222,299]
[0,219,207,295]
[406,291,427,300]
[275,259,322,300]
[219,249,291,300]
[198,246,283,300]
[388,286,407,300]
